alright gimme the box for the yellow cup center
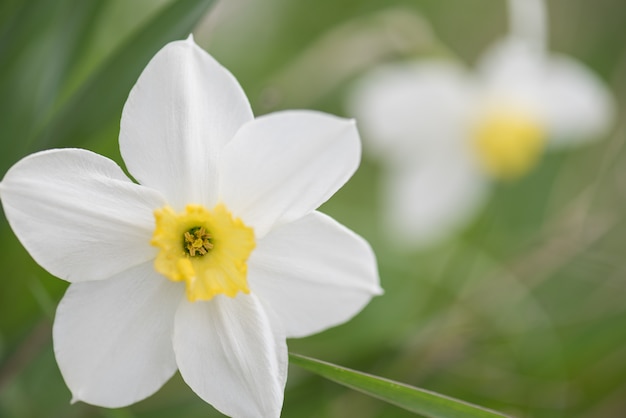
[471,108,546,180]
[151,203,255,302]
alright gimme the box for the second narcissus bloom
[0,36,382,417]
[348,0,615,247]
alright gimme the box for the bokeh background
[1,0,625,417]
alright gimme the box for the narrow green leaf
[35,0,216,149]
[0,0,105,173]
[289,353,511,418]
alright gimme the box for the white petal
[219,110,360,238]
[383,151,488,247]
[0,149,165,282]
[120,37,253,209]
[477,39,546,112]
[477,39,615,146]
[347,60,476,161]
[506,0,547,50]
[53,261,183,407]
[174,294,287,418]
[248,211,382,338]
[537,54,615,146]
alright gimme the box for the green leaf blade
[289,353,512,418]
[36,0,217,150]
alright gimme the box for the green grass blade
[289,353,511,418]
[35,0,216,149]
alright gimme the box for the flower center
[183,226,213,256]
[471,108,546,179]
[151,204,255,302]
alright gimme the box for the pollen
[471,107,546,180]
[151,204,255,302]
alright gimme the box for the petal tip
[338,116,358,130]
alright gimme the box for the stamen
[183,226,214,256]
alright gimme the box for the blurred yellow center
[151,204,255,302]
[471,109,546,179]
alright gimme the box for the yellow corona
[151,203,255,302]
[472,108,546,179]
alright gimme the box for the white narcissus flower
[0,36,382,417]
[348,0,615,247]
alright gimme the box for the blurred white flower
[0,37,381,417]
[348,0,615,247]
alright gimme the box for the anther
[183,227,214,256]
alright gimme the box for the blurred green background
[1,0,625,417]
